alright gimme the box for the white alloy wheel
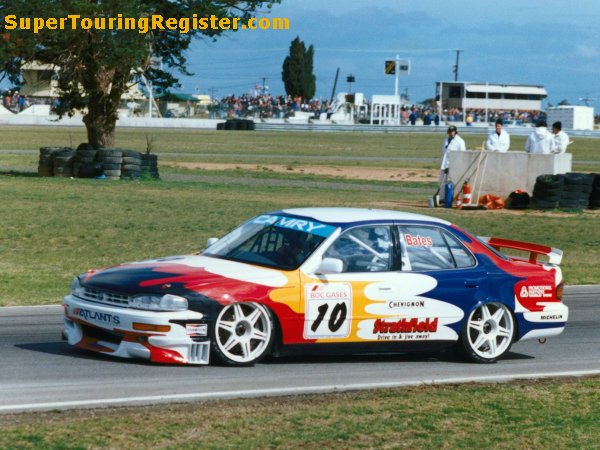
[213,302,274,366]
[461,302,515,363]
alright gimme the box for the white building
[436,81,547,113]
[547,106,594,130]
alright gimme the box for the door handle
[464,281,480,289]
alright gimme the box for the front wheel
[211,302,274,366]
[459,302,515,363]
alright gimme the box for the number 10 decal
[304,283,352,339]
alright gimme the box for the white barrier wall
[449,150,572,198]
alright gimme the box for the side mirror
[206,237,219,248]
[315,258,343,274]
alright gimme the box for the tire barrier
[121,149,142,180]
[140,153,160,179]
[220,119,255,131]
[38,147,66,177]
[37,146,160,181]
[559,172,594,209]
[96,148,123,180]
[588,173,600,209]
[52,148,76,177]
[531,174,564,209]
[73,143,99,178]
[505,190,530,209]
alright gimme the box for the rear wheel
[212,302,274,366]
[459,302,515,363]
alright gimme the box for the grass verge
[0,174,599,306]
[1,377,599,449]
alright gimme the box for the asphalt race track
[1,286,598,414]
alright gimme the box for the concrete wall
[449,150,572,198]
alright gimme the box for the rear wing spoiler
[479,237,563,265]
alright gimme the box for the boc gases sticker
[304,283,352,339]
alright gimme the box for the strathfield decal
[404,234,433,247]
[304,283,352,339]
[373,317,438,334]
[73,307,120,327]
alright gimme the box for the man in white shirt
[551,121,570,154]
[439,125,466,192]
[525,120,553,154]
[486,119,510,152]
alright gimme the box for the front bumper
[64,294,210,365]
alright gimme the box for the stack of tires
[38,147,64,177]
[121,150,142,180]
[531,174,563,209]
[96,149,123,180]
[590,174,600,210]
[559,173,594,209]
[53,148,76,177]
[222,119,255,130]
[73,143,99,178]
[140,153,160,179]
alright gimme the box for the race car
[63,207,568,366]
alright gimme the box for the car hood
[80,255,291,296]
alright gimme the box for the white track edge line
[2,369,600,413]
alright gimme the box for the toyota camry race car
[63,208,568,366]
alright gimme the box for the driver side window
[323,225,392,273]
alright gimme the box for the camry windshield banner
[252,215,337,238]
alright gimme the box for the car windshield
[203,214,337,270]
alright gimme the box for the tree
[281,36,315,101]
[0,1,278,148]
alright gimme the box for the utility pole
[208,87,218,101]
[330,67,340,104]
[260,77,269,95]
[453,49,463,81]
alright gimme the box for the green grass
[0,174,599,306]
[1,126,599,167]
[1,377,599,449]
[0,125,599,306]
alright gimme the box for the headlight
[129,294,188,312]
[70,277,85,297]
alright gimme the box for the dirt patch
[164,162,438,183]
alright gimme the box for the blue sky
[179,0,600,107]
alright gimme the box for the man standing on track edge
[439,125,466,195]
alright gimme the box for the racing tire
[533,189,562,200]
[561,184,584,193]
[102,163,121,171]
[103,169,121,177]
[560,191,583,201]
[458,302,515,363]
[122,150,141,159]
[121,164,141,171]
[558,200,582,209]
[211,302,274,366]
[563,173,585,185]
[535,174,564,189]
[532,193,561,203]
[531,198,558,209]
[100,156,123,165]
[97,149,123,159]
[122,157,142,165]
